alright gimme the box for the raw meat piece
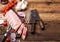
[5,10,22,31]
[17,24,27,40]
[17,24,25,35]
[22,27,27,40]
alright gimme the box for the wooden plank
[21,41,60,42]
[24,21,60,41]
[27,0,60,3]
[27,21,60,33]
[21,33,60,41]
[39,13,60,21]
[26,13,60,22]
[52,0,60,2]
[27,3,60,13]
[24,22,60,41]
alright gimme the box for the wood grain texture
[39,13,60,21]
[27,0,60,3]
[26,13,60,21]
[1,40,60,42]
[27,3,60,13]
[22,21,60,41]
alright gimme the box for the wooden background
[24,0,60,42]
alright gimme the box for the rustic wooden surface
[0,0,60,42]
[27,0,60,3]
[24,0,60,42]
[27,3,60,13]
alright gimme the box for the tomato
[3,21,7,26]
[6,37,11,42]
[9,2,13,8]
[14,1,17,4]
[4,10,7,13]
[2,7,6,13]
[3,13,6,16]
[2,8,4,12]
[2,6,7,13]
[11,2,14,6]
[6,6,9,11]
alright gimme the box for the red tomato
[3,13,6,16]
[6,6,9,11]
[3,6,7,13]
[6,37,11,42]
[2,7,6,13]
[2,9,5,13]
[4,10,8,13]
[3,21,7,26]
[9,3,13,8]
[14,1,17,4]
[11,2,14,6]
